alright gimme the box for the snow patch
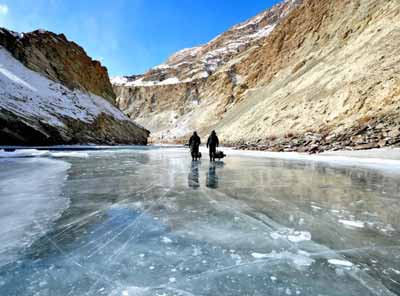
[121,76,183,87]
[50,151,89,158]
[111,76,129,85]
[152,64,170,70]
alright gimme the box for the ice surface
[0,146,399,295]
[339,219,365,229]
[0,149,89,158]
[0,158,70,267]
[0,149,50,158]
[328,259,354,267]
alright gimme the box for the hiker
[189,131,201,161]
[206,130,219,162]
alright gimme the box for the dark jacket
[207,134,219,148]
[189,134,201,147]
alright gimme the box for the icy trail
[0,147,399,295]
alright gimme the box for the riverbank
[223,147,400,174]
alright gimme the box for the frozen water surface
[0,146,400,295]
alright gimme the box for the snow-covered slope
[0,28,116,103]
[112,0,302,87]
[0,30,149,145]
[0,48,126,127]
[1,48,127,126]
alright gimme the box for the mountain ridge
[0,28,149,145]
[112,0,400,152]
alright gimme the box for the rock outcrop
[0,28,115,103]
[113,0,400,150]
[0,28,149,145]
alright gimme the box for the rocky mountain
[113,0,400,151]
[0,28,149,145]
[113,0,303,142]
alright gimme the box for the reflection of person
[206,164,218,189]
[188,161,200,189]
[189,132,201,161]
[206,130,219,162]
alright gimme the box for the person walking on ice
[206,130,219,162]
[189,131,201,161]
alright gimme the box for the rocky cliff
[113,0,400,151]
[0,28,149,145]
[113,0,303,142]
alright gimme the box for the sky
[0,0,280,77]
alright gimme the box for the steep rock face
[0,28,149,145]
[113,0,400,148]
[0,28,115,103]
[219,0,400,144]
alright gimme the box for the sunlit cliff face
[113,0,400,146]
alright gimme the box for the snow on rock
[113,1,302,88]
[114,76,183,87]
[152,64,171,70]
[0,47,130,127]
[110,76,129,86]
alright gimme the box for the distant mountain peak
[112,0,303,87]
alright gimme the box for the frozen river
[0,146,400,296]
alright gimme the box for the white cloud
[0,4,8,15]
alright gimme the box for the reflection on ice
[188,162,200,189]
[0,147,399,295]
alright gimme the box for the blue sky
[0,0,280,76]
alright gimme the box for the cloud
[0,4,8,15]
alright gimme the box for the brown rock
[0,28,115,103]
